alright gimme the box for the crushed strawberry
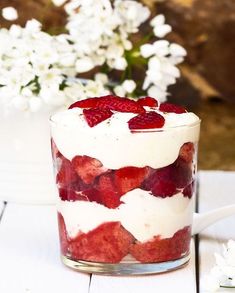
[137,97,158,107]
[159,102,187,114]
[69,222,135,263]
[128,111,165,130]
[82,188,103,205]
[97,173,122,208]
[69,95,145,114]
[130,226,191,263]
[172,158,193,189]
[179,142,195,163]
[151,180,177,198]
[59,188,89,202]
[71,155,107,184]
[114,166,149,195]
[57,213,70,255]
[56,158,78,186]
[83,107,113,127]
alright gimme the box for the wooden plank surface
[0,204,90,293]
[198,171,235,292]
[90,241,196,293]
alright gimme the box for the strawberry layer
[50,108,200,170]
[58,189,193,242]
[58,214,191,264]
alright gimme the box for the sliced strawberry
[128,111,165,130]
[179,142,195,163]
[69,222,135,263]
[137,97,158,107]
[69,95,145,114]
[130,226,191,263]
[69,98,100,109]
[83,108,113,127]
[183,181,195,199]
[97,173,121,209]
[57,213,70,255]
[56,158,78,186]
[71,155,107,184]
[59,188,89,202]
[159,102,187,114]
[141,166,172,191]
[114,166,149,195]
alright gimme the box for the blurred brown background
[1,0,235,170]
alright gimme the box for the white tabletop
[0,171,234,293]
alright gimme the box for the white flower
[25,19,42,33]
[38,68,63,87]
[75,57,94,73]
[2,7,18,21]
[95,73,108,85]
[169,43,187,57]
[203,240,235,292]
[147,85,167,102]
[114,79,136,96]
[150,14,172,38]
[112,57,128,70]
[52,0,67,6]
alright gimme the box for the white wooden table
[0,171,234,293]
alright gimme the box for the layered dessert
[50,95,200,265]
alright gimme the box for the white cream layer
[51,108,200,169]
[58,189,194,242]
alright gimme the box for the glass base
[61,254,190,275]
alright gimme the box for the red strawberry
[130,226,191,263]
[57,213,70,255]
[128,111,165,130]
[71,155,107,184]
[59,188,89,202]
[151,180,177,198]
[83,108,113,127]
[141,166,172,191]
[137,97,158,107]
[183,181,195,199]
[179,142,195,163]
[97,173,121,209]
[56,158,78,186]
[159,102,187,114]
[114,166,149,195]
[69,95,145,114]
[69,97,100,109]
[69,222,135,263]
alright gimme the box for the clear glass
[50,120,200,275]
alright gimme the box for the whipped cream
[58,189,194,242]
[51,107,200,169]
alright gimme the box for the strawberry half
[159,102,187,114]
[137,97,158,107]
[128,111,165,130]
[71,155,107,184]
[83,108,113,127]
[69,95,145,114]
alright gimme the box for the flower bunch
[63,0,186,101]
[203,240,235,292]
[0,19,108,113]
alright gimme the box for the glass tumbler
[50,117,200,275]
